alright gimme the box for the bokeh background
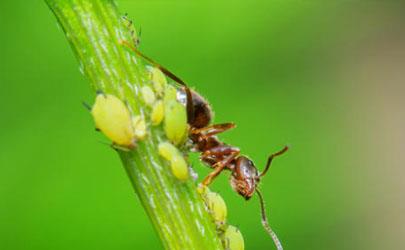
[1,0,404,249]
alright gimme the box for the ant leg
[201,150,240,186]
[201,145,240,159]
[259,146,289,178]
[191,123,236,137]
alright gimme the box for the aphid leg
[201,151,239,186]
[111,143,132,152]
[82,101,92,111]
[191,123,236,137]
[225,238,231,250]
[259,146,289,178]
[84,99,100,132]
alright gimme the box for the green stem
[45,0,223,249]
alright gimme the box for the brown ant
[121,27,288,250]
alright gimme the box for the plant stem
[45,0,223,249]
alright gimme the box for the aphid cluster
[89,15,288,250]
[120,38,288,249]
[89,63,190,181]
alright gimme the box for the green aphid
[163,85,178,105]
[204,191,228,225]
[163,85,188,145]
[170,153,189,181]
[158,142,189,181]
[223,225,245,250]
[158,141,178,161]
[150,67,167,96]
[91,93,135,148]
[141,85,156,107]
[151,100,164,125]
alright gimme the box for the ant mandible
[120,23,288,250]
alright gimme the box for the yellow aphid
[170,153,189,181]
[224,225,245,250]
[197,183,210,195]
[132,116,147,140]
[158,142,189,181]
[91,94,135,147]
[158,142,179,161]
[141,85,156,106]
[205,191,227,224]
[163,85,178,105]
[163,87,188,145]
[151,100,164,125]
[151,67,167,96]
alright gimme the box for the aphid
[91,93,136,148]
[120,36,288,250]
[223,225,245,250]
[170,153,189,181]
[158,141,179,161]
[163,86,188,145]
[204,190,227,225]
[158,142,189,181]
[151,100,164,125]
[132,115,147,140]
[141,85,156,106]
[150,67,167,96]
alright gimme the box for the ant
[120,18,288,250]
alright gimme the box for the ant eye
[244,168,249,176]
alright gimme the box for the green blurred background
[1,0,404,249]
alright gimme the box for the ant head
[178,87,212,129]
[230,156,259,200]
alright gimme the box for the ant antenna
[259,146,289,178]
[256,189,283,250]
[119,40,195,123]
